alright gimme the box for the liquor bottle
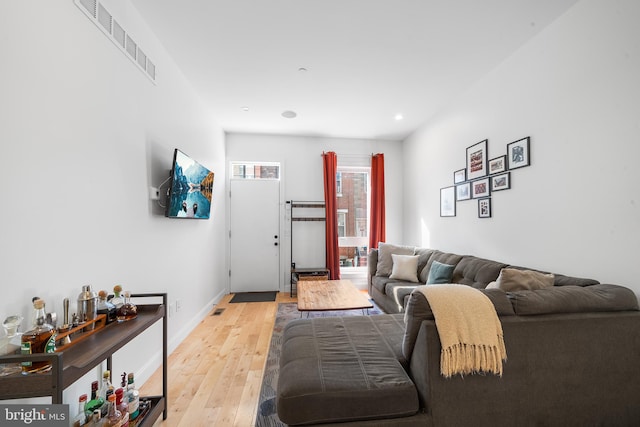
[86,409,104,427]
[85,381,103,418]
[97,290,117,324]
[20,299,56,374]
[103,393,122,427]
[115,388,129,427]
[116,292,137,322]
[111,285,124,309]
[126,372,140,421]
[30,296,41,328]
[97,371,115,416]
[73,394,88,427]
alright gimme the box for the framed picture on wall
[491,172,511,191]
[454,168,466,184]
[456,182,471,201]
[488,155,506,174]
[440,186,456,217]
[466,139,488,180]
[478,198,492,218]
[507,137,530,170]
[471,178,490,198]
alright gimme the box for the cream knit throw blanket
[417,284,507,378]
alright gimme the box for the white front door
[229,179,280,292]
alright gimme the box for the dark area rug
[229,291,277,303]
[255,301,382,427]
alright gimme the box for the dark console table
[0,293,168,426]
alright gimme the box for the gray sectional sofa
[276,245,640,426]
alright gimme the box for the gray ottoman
[277,315,419,425]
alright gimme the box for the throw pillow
[495,268,555,291]
[376,242,415,277]
[389,254,420,283]
[426,261,455,284]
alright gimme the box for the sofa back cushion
[419,251,463,283]
[376,242,415,276]
[452,256,509,288]
[402,287,515,360]
[508,284,639,315]
[414,248,436,281]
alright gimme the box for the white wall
[0,0,227,405]
[402,0,640,292]
[226,133,403,290]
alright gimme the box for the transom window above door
[231,162,280,180]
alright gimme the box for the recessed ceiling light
[282,110,297,119]
[242,106,249,112]
[394,113,404,121]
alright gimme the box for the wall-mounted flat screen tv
[165,149,214,219]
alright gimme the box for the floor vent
[74,0,156,84]
[212,308,225,316]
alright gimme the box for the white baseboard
[136,288,227,386]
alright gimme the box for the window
[231,162,280,180]
[336,166,370,269]
[337,210,347,237]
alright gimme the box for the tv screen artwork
[166,149,214,219]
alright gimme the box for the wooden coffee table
[297,279,374,315]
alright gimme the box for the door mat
[230,291,277,303]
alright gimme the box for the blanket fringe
[440,335,507,378]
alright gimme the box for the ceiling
[131,0,578,141]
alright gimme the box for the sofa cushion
[507,265,599,287]
[492,268,555,291]
[419,251,463,283]
[507,284,640,315]
[402,287,515,360]
[426,261,455,284]
[414,248,435,282]
[277,315,419,425]
[385,282,420,313]
[389,254,420,283]
[376,242,415,277]
[452,256,509,288]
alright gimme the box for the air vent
[137,48,147,70]
[79,0,96,18]
[97,3,112,33]
[125,35,137,60]
[113,20,125,48]
[74,0,156,84]
[147,60,156,80]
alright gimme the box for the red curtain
[322,152,341,280]
[369,153,386,250]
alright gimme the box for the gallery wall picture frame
[454,168,466,184]
[440,186,456,217]
[488,155,506,174]
[478,198,492,218]
[507,136,530,170]
[491,172,511,191]
[471,177,490,199]
[456,182,471,201]
[466,139,488,180]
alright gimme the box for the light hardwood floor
[141,292,296,427]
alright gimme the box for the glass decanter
[116,292,137,322]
